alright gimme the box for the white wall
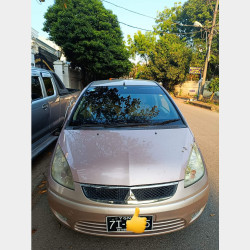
[174,81,199,96]
[53,60,65,83]
[54,60,82,90]
[68,68,82,90]
[174,80,219,98]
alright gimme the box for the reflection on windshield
[70,86,180,126]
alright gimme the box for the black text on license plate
[106,216,153,232]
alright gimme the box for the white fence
[174,80,219,98]
[54,60,83,90]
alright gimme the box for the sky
[32,0,186,41]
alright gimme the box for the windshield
[68,85,183,127]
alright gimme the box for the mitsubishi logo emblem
[125,189,137,204]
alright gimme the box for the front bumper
[48,175,209,237]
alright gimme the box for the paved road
[32,98,219,250]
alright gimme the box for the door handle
[42,104,48,110]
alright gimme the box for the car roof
[31,67,53,74]
[90,79,158,87]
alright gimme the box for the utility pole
[198,0,219,100]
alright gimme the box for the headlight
[184,143,205,188]
[51,145,75,190]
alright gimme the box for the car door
[31,74,50,143]
[51,72,72,126]
[41,72,61,132]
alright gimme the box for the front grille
[74,218,186,237]
[81,182,178,204]
[132,185,177,201]
[82,186,128,203]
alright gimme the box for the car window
[32,76,43,101]
[43,77,55,96]
[70,85,182,127]
[159,94,170,112]
[52,73,65,89]
[52,73,69,96]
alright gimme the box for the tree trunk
[198,0,219,100]
[210,92,215,101]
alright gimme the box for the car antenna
[123,81,126,86]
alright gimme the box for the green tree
[135,63,153,80]
[127,31,156,65]
[43,0,132,85]
[127,1,219,90]
[155,3,182,35]
[155,0,219,78]
[176,0,219,78]
[127,32,192,90]
[175,0,219,39]
[207,77,219,101]
[182,0,219,78]
[148,34,192,90]
[127,31,156,81]
[127,63,153,80]
[187,40,206,81]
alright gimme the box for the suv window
[52,73,65,89]
[32,76,43,101]
[43,77,55,96]
[52,73,69,96]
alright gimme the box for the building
[31,28,82,90]
[31,28,66,71]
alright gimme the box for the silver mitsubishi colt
[47,79,209,237]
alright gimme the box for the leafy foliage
[207,77,219,100]
[128,33,192,90]
[148,35,192,90]
[174,0,219,77]
[127,31,156,65]
[155,3,182,35]
[43,0,132,84]
[127,0,219,90]
[208,77,219,93]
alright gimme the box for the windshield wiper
[72,122,151,128]
[102,119,181,127]
[70,123,109,129]
[151,119,181,125]
[69,119,181,129]
[110,122,151,127]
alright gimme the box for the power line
[118,21,201,35]
[101,0,198,28]
[101,0,156,20]
[102,0,219,30]
[163,30,201,35]
[118,22,152,32]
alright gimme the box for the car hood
[58,127,194,186]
